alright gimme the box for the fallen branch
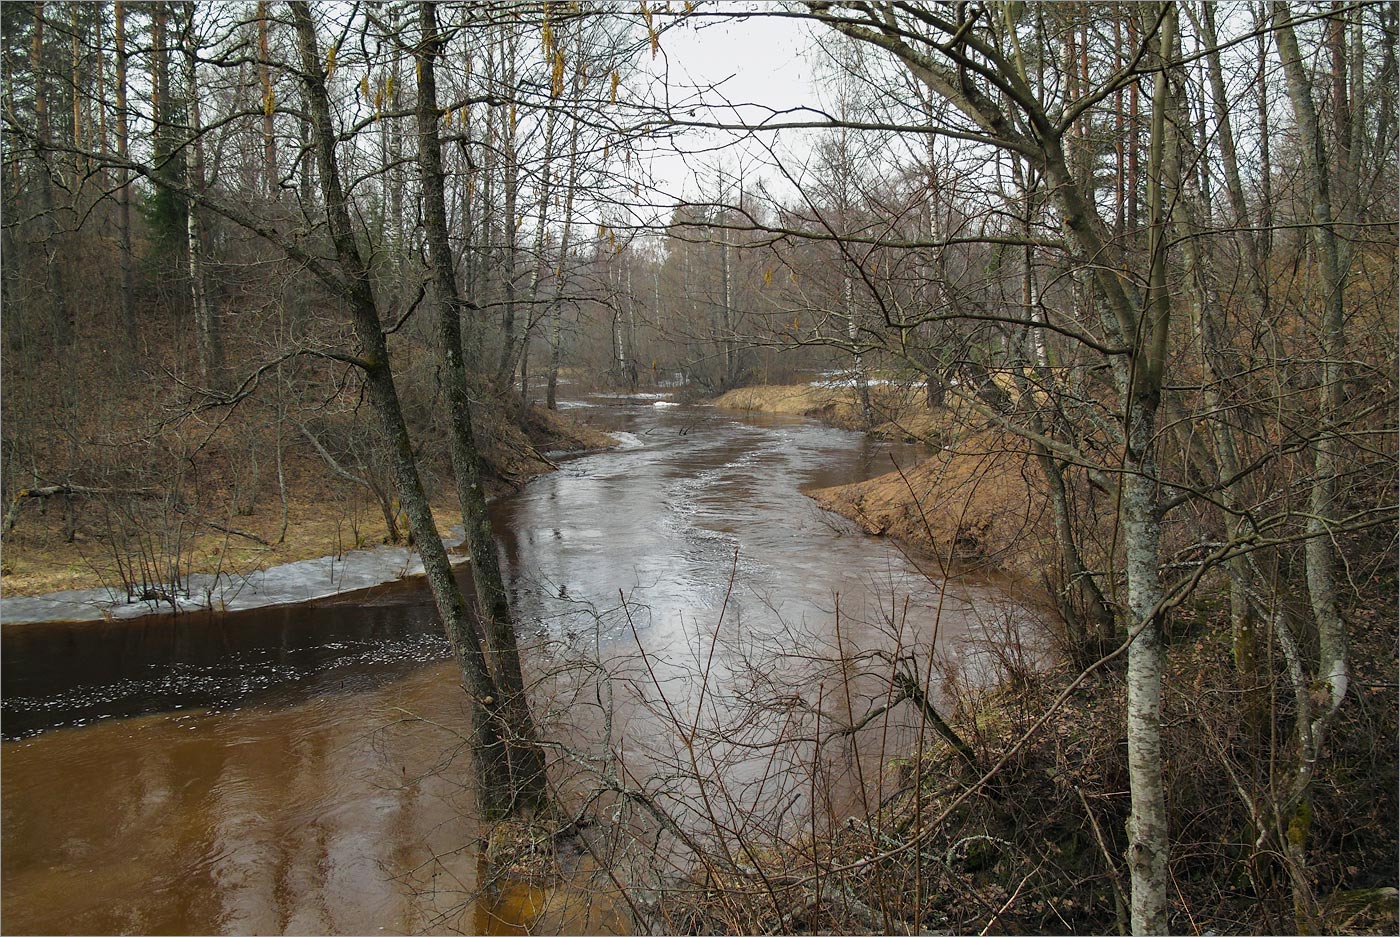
[827,670,990,794]
[1075,784,1129,934]
[294,421,371,489]
[206,521,271,546]
[893,670,985,778]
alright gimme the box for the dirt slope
[807,428,1050,578]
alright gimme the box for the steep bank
[807,428,1049,579]
[1,404,617,599]
[701,384,1398,936]
[714,383,1051,578]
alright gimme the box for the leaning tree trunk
[414,1,547,817]
[290,1,536,822]
[1273,7,1352,927]
[1274,0,1349,743]
[1191,2,1267,714]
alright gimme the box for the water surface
[2,397,1033,934]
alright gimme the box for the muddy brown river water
[1,397,1039,935]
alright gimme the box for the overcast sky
[636,8,827,206]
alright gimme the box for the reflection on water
[1,590,453,739]
[2,397,1033,935]
[4,659,469,934]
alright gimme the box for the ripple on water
[2,631,453,740]
[2,397,1034,936]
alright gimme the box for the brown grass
[715,384,1050,577]
[0,493,469,598]
[712,383,848,415]
[712,381,926,431]
[808,427,1050,578]
[1,405,616,599]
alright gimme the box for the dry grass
[810,427,1050,578]
[712,381,926,430]
[712,383,1050,576]
[1,404,616,598]
[0,493,465,598]
[712,383,848,416]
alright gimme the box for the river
[1,396,1038,935]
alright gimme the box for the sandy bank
[807,430,1049,579]
[716,383,1051,577]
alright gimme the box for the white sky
[636,8,826,207]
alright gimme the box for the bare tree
[412,0,548,817]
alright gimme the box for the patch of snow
[592,391,673,400]
[609,431,647,450]
[809,373,893,388]
[652,401,680,408]
[0,526,471,625]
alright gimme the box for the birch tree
[800,3,1181,929]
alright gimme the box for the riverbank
[2,393,1028,933]
[0,404,617,601]
[663,603,1399,935]
[705,383,1398,935]
[713,383,1050,579]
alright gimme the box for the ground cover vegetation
[2,1,1396,934]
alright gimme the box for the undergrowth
[635,595,1398,936]
[501,578,1397,935]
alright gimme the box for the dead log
[892,670,984,776]
[206,521,270,546]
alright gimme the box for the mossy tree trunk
[413,1,548,817]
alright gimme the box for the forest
[2,2,1397,935]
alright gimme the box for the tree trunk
[257,1,277,199]
[1036,442,1115,654]
[625,255,638,391]
[1274,0,1349,745]
[1182,2,1265,723]
[183,2,223,390]
[518,90,558,417]
[1122,413,1168,936]
[495,35,521,392]
[1273,8,1352,925]
[546,103,580,410]
[1254,10,1275,263]
[68,4,83,174]
[30,2,73,352]
[114,0,136,352]
[1121,10,1177,932]
[844,272,871,425]
[291,0,541,822]
[413,1,548,818]
[1198,3,1270,323]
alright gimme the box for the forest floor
[0,405,617,599]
